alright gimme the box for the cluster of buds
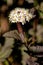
[9,8,35,25]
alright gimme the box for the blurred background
[0,0,43,65]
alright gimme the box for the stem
[16,22,23,33]
[32,18,38,42]
[16,22,27,43]
[16,22,25,43]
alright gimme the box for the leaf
[3,30,20,40]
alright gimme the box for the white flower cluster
[9,8,35,25]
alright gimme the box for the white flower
[28,25,43,43]
[9,8,35,25]
[0,37,14,62]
